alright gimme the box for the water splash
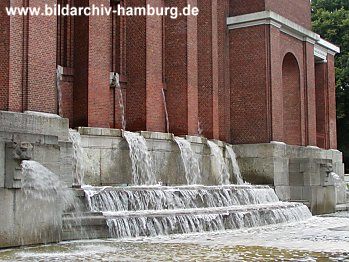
[123,131,156,185]
[174,137,201,185]
[22,160,74,206]
[21,160,76,241]
[225,146,244,185]
[207,141,230,185]
[69,129,86,186]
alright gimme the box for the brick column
[73,0,112,128]
[315,55,337,149]
[165,0,199,136]
[327,54,337,149]
[315,62,328,149]
[126,0,165,132]
[197,0,219,139]
[27,0,57,113]
[0,0,10,111]
[304,42,317,146]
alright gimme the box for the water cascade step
[174,137,201,185]
[62,130,312,240]
[63,185,312,239]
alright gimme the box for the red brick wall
[0,0,10,110]
[145,0,165,132]
[197,0,219,139]
[27,0,57,113]
[73,0,89,127]
[126,0,147,131]
[279,33,306,145]
[87,0,111,128]
[229,0,311,30]
[229,25,269,144]
[265,0,311,29]
[304,42,317,146]
[269,26,283,142]
[282,53,301,145]
[165,0,199,136]
[8,0,24,112]
[315,56,337,150]
[218,0,231,142]
[327,55,337,149]
[315,62,327,148]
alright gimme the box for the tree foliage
[312,0,349,169]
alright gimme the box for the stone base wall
[0,111,73,248]
[79,128,236,186]
[233,142,346,215]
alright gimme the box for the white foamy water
[69,129,86,185]
[82,184,311,239]
[207,141,230,185]
[123,131,156,185]
[22,160,74,207]
[174,137,201,185]
[225,145,244,184]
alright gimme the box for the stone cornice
[227,11,340,56]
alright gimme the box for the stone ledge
[0,111,69,141]
[78,127,122,137]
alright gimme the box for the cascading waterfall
[82,184,312,238]
[207,141,230,185]
[123,131,156,185]
[174,137,201,185]
[67,131,312,240]
[22,160,74,207]
[69,129,87,186]
[21,161,76,239]
[225,145,244,185]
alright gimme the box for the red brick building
[0,0,339,149]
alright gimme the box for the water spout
[116,86,126,131]
[207,141,230,185]
[174,137,201,185]
[225,145,244,185]
[123,131,156,185]
[162,88,170,133]
[69,129,86,186]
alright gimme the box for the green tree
[312,0,349,171]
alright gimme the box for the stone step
[62,202,311,240]
[102,202,304,218]
[336,203,349,212]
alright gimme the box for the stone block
[141,131,173,140]
[0,142,4,188]
[275,186,290,201]
[78,127,103,136]
[59,141,74,186]
[237,157,275,184]
[290,186,303,200]
[101,128,122,137]
[0,189,62,248]
[100,148,131,185]
[33,144,60,176]
[83,148,101,185]
[310,186,336,215]
[0,111,69,142]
